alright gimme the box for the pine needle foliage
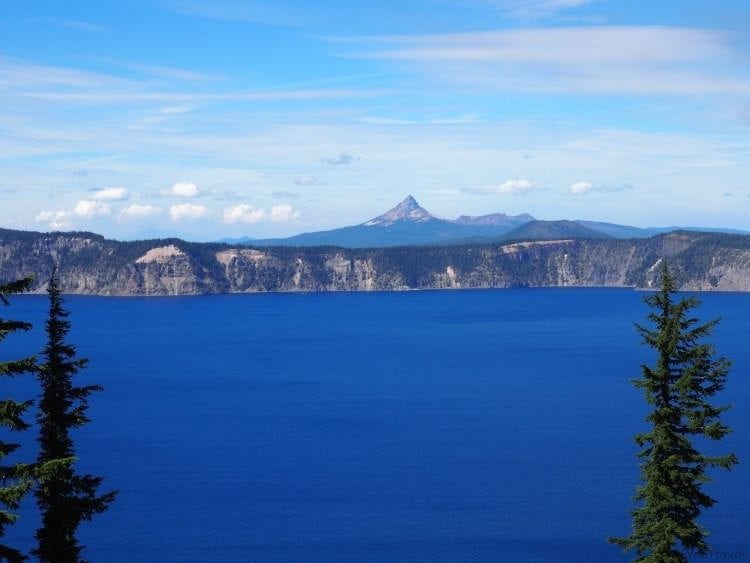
[610,263,739,562]
[0,277,36,562]
[33,273,117,563]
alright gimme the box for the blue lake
[2,289,748,561]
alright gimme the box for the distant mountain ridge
[244,196,747,248]
[455,212,535,227]
[252,196,539,248]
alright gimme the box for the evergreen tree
[0,278,36,562]
[611,263,739,561]
[33,273,116,562]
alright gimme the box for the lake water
[2,289,748,562]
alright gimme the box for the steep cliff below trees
[1,228,750,295]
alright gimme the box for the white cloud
[169,182,201,197]
[568,181,593,195]
[223,204,266,224]
[462,179,542,195]
[92,186,129,201]
[35,210,73,230]
[498,179,539,194]
[169,203,208,220]
[73,199,112,218]
[269,204,301,222]
[120,204,161,219]
[222,203,300,224]
[34,199,111,230]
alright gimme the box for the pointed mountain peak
[364,195,436,226]
[399,195,419,208]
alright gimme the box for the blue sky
[1,0,749,240]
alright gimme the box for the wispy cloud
[97,59,217,82]
[0,54,382,108]
[567,181,635,195]
[319,153,360,166]
[294,175,320,186]
[120,204,162,220]
[467,0,597,21]
[352,26,750,96]
[26,18,108,34]
[20,88,382,105]
[164,0,312,27]
[357,113,482,125]
[462,179,544,195]
[0,55,132,91]
[271,191,300,199]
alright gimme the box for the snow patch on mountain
[364,195,436,226]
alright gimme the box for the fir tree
[611,263,739,562]
[33,273,116,562]
[0,278,36,562]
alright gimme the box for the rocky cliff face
[2,228,750,295]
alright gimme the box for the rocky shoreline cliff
[2,228,750,295]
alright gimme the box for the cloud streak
[469,0,598,21]
[165,0,311,27]
[0,55,383,109]
[319,153,360,166]
[462,179,544,195]
[353,26,750,96]
[567,181,635,195]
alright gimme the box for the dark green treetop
[611,263,739,562]
[0,278,36,562]
[33,273,117,563]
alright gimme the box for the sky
[1,0,749,241]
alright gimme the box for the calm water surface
[2,289,748,562]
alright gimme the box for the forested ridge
[2,228,750,295]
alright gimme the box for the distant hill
[575,221,750,239]
[454,212,534,227]
[218,236,256,245]
[503,220,611,241]
[575,220,656,239]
